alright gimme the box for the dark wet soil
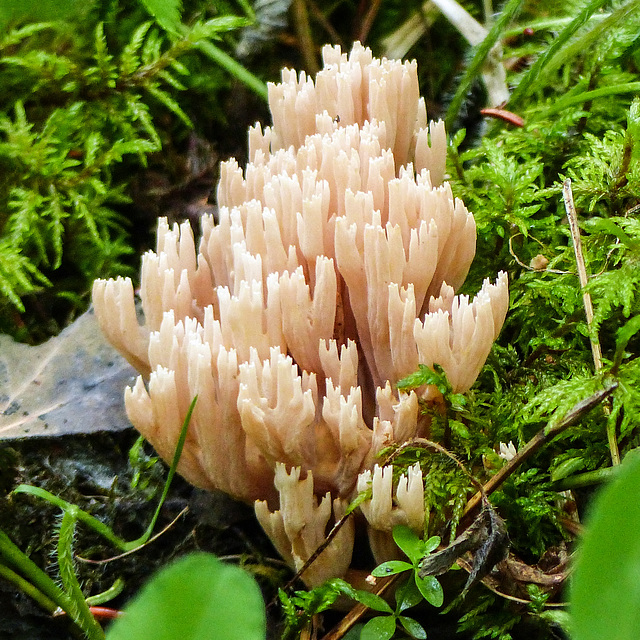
[0,430,284,639]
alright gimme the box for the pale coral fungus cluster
[93,42,508,586]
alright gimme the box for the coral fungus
[93,42,508,585]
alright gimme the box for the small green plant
[279,524,444,640]
[371,526,444,611]
[357,577,429,640]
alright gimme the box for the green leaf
[120,21,153,75]
[201,16,251,33]
[398,615,427,639]
[508,0,611,106]
[352,590,394,613]
[571,453,640,640]
[415,573,444,608]
[584,218,640,251]
[444,0,523,129]
[360,615,396,640]
[395,577,422,613]
[450,419,470,439]
[0,238,50,309]
[371,560,412,577]
[346,487,372,515]
[138,0,183,35]
[392,525,425,564]
[423,535,441,555]
[195,40,267,101]
[106,553,265,640]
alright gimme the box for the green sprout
[363,525,444,640]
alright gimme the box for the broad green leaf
[371,560,412,577]
[415,574,444,608]
[398,615,427,639]
[423,535,441,554]
[360,615,396,640]
[106,553,265,640]
[392,525,425,563]
[571,454,640,640]
[351,590,393,614]
[395,576,422,612]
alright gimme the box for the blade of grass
[128,395,197,549]
[196,40,267,101]
[445,0,523,130]
[511,0,640,107]
[544,82,640,117]
[57,509,106,639]
[0,558,59,613]
[508,0,611,107]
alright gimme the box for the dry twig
[563,179,619,465]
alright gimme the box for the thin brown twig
[462,382,617,519]
[306,0,343,46]
[269,384,614,610]
[357,0,383,43]
[563,179,620,465]
[563,179,602,370]
[292,0,319,75]
[268,390,610,617]
[268,509,355,606]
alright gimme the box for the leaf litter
[0,309,136,439]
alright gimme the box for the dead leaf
[417,512,486,577]
[463,499,510,594]
[419,496,510,594]
[0,308,136,439]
